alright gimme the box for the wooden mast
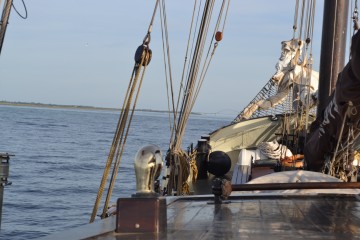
[317,0,349,116]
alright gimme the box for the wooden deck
[39,194,360,239]
[164,195,360,239]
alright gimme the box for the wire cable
[12,0,27,19]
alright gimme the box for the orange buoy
[215,31,223,42]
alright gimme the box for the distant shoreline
[0,101,201,115]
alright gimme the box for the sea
[0,105,231,240]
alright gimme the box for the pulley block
[134,45,152,66]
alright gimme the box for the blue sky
[1,0,328,114]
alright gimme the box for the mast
[305,0,358,173]
[0,0,13,56]
[317,0,349,116]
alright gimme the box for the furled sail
[305,30,360,175]
[233,39,318,122]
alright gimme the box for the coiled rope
[258,141,292,160]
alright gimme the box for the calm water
[0,105,230,239]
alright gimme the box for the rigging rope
[326,103,358,181]
[160,0,201,195]
[90,0,159,223]
[233,0,317,160]
[293,0,300,33]
[159,0,176,136]
[0,0,13,55]
[175,0,215,150]
[302,0,316,143]
[11,0,27,19]
[175,0,230,151]
[162,0,230,195]
[167,0,217,194]
[101,59,150,218]
[234,0,317,121]
[191,0,231,112]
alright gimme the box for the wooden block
[116,197,167,233]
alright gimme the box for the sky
[0,0,330,114]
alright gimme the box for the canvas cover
[305,30,360,171]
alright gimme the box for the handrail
[232,182,360,191]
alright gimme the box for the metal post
[0,153,12,229]
[231,182,360,191]
[317,0,349,116]
[0,184,3,229]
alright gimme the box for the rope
[90,0,159,222]
[175,0,214,150]
[177,0,213,122]
[89,67,136,223]
[258,141,292,160]
[101,60,150,218]
[175,0,230,151]
[326,103,358,181]
[159,0,177,137]
[234,0,318,159]
[158,0,229,195]
[176,149,191,195]
[143,0,160,45]
[11,0,27,19]
[0,0,13,55]
[189,0,217,114]
[300,0,316,146]
[297,0,306,41]
[232,79,301,122]
[182,0,204,111]
[293,0,300,33]
[191,0,231,112]
[189,150,198,182]
[159,1,201,196]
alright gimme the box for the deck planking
[38,194,360,239]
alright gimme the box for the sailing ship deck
[41,193,360,240]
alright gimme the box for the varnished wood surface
[164,195,360,239]
[39,194,360,240]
